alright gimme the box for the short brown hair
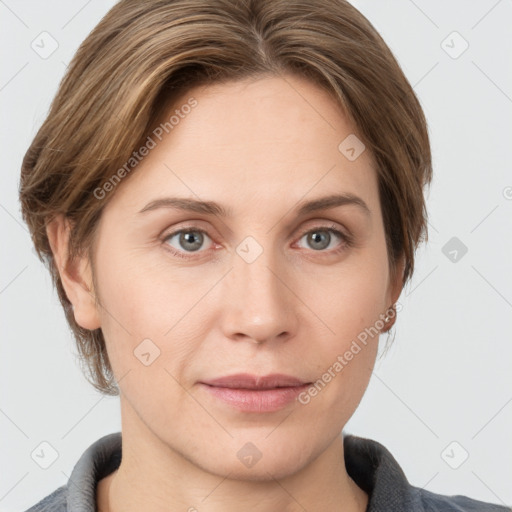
[19,0,433,395]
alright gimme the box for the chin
[206,457,306,482]
[190,438,315,482]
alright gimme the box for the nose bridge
[221,239,294,342]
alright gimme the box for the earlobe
[383,255,406,331]
[46,215,101,330]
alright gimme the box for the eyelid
[296,221,345,238]
[162,226,213,246]
[293,224,352,250]
[161,227,215,260]
[161,221,215,241]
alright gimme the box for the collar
[59,431,508,512]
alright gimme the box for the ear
[46,215,101,330]
[389,254,405,305]
[384,254,406,330]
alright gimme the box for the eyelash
[161,224,354,260]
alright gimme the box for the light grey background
[1,0,511,510]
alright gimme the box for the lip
[202,373,308,389]
[199,373,311,413]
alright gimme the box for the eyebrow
[138,193,371,218]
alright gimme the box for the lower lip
[200,383,311,413]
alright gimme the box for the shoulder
[343,433,511,512]
[23,432,122,512]
[23,485,68,512]
[417,486,511,512]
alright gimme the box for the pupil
[181,231,202,251]
[309,231,329,250]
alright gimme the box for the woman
[19,0,510,511]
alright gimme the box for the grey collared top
[24,432,511,512]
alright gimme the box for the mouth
[199,373,312,412]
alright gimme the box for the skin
[48,74,404,512]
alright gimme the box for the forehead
[104,74,379,217]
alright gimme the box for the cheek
[312,240,390,342]
[296,243,388,409]
[93,255,207,421]
[295,284,382,432]
[92,247,208,375]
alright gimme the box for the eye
[163,229,213,255]
[296,226,350,252]
[162,224,352,260]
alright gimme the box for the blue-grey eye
[299,228,344,251]
[165,230,211,252]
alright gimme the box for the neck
[97,403,368,512]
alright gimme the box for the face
[75,74,401,479]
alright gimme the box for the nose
[219,248,298,345]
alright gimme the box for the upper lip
[201,373,309,389]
